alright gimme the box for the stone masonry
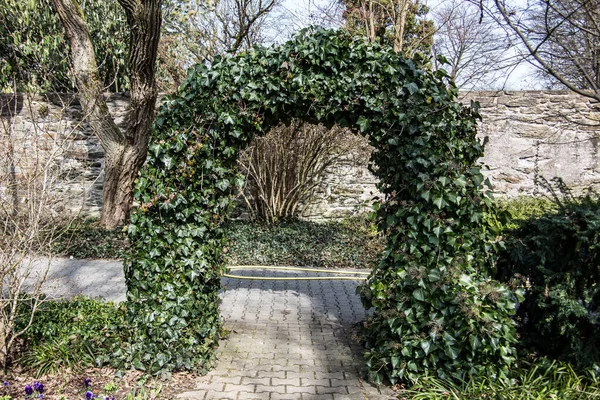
[307,91,600,219]
[1,91,599,220]
[0,93,128,215]
[464,90,600,197]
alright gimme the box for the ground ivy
[124,28,518,380]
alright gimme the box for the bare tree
[48,0,161,229]
[489,0,600,100]
[432,0,515,89]
[277,0,345,33]
[161,0,282,69]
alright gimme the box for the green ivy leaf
[413,288,426,301]
[357,116,370,132]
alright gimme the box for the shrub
[398,359,600,400]
[497,179,600,371]
[237,119,370,223]
[495,196,558,231]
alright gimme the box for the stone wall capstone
[1,91,598,220]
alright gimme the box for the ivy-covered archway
[124,28,518,382]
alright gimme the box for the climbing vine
[124,28,518,381]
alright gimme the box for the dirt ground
[1,366,198,400]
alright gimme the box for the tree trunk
[368,1,376,42]
[102,0,161,229]
[393,0,410,53]
[100,145,145,228]
[49,0,161,229]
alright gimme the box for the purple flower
[25,385,33,396]
[3,381,8,387]
[85,391,94,400]
[38,395,44,399]
[33,382,44,393]
[84,378,92,387]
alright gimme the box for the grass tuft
[398,361,600,400]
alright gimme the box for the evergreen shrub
[498,180,600,371]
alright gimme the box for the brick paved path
[179,269,393,400]
[37,259,394,399]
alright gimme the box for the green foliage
[398,359,600,400]
[51,218,128,259]
[224,218,384,269]
[0,0,128,92]
[126,27,517,378]
[17,297,127,376]
[495,196,558,231]
[37,216,379,265]
[237,120,369,223]
[497,180,600,371]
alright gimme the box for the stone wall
[0,93,128,216]
[463,90,600,197]
[1,91,598,220]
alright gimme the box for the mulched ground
[1,366,198,400]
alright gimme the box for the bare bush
[238,120,370,224]
[0,91,82,370]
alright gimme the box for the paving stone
[176,391,206,400]
[256,370,286,379]
[224,383,255,393]
[204,391,237,400]
[269,394,298,400]
[195,382,226,392]
[271,377,300,386]
[314,372,345,380]
[330,379,358,387]
[360,384,390,398]
[285,385,317,395]
[255,384,287,394]
[300,378,331,386]
[237,392,268,400]
[347,385,372,395]
[210,375,244,385]
[242,377,271,385]
[270,365,301,373]
[315,386,348,395]
[286,371,316,380]
[301,394,334,400]
[333,393,366,399]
